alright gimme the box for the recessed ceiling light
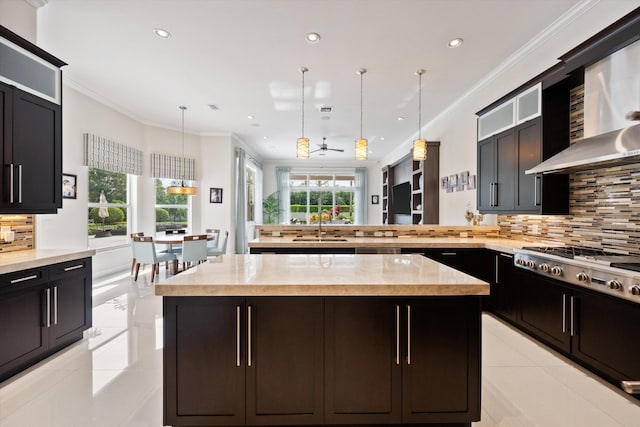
[306,32,321,43]
[380,137,385,141]
[448,37,463,48]
[247,115,254,120]
[397,117,405,121]
[263,136,268,140]
[153,28,171,39]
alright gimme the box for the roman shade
[83,133,143,175]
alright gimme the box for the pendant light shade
[413,69,427,161]
[355,68,368,160]
[296,67,310,159]
[167,105,198,195]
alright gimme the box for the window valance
[83,133,143,175]
[150,153,196,181]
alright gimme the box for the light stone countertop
[249,237,546,254]
[154,253,489,297]
[0,249,96,274]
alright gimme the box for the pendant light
[167,105,198,195]
[296,67,310,159]
[413,69,427,161]
[355,68,368,160]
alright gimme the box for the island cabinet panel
[402,297,481,424]
[324,299,402,424]
[246,297,324,425]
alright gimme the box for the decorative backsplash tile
[0,215,34,252]
[499,164,640,255]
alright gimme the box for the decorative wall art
[442,172,477,192]
[62,173,77,199]
[371,195,379,205]
[210,187,223,203]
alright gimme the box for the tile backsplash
[0,215,34,252]
[499,164,640,255]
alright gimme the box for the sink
[293,238,348,242]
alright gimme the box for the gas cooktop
[522,246,618,259]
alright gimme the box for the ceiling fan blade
[328,148,345,152]
[309,148,321,153]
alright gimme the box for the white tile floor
[1,268,639,427]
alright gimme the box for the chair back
[181,235,209,264]
[130,232,144,256]
[205,228,220,248]
[218,231,229,254]
[133,236,158,264]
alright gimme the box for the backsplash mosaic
[0,215,34,252]
[499,164,640,255]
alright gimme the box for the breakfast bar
[156,253,489,427]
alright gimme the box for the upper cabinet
[478,83,541,141]
[0,26,66,214]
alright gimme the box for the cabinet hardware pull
[489,182,494,207]
[499,253,513,259]
[395,305,400,365]
[10,274,39,284]
[63,264,84,272]
[18,164,22,204]
[570,295,575,337]
[442,252,457,256]
[407,305,411,365]
[493,182,498,206]
[45,288,51,328]
[247,305,252,367]
[495,255,499,283]
[621,381,640,394]
[9,163,14,204]
[53,286,58,325]
[236,305,241,367]
[534,175,541,206]
[562,294,567,333]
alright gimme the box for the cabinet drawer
[49,258,91,280]
[0,266,48,291]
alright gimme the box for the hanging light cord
[180,105,186,182]
[300,67,306,138]
[360,70,364,139]
[417,70,422,140]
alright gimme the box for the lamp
[355,68,368,160]
[296,67,310,159]
[413,69,427,161]
[167,105,198,195]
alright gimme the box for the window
[289,172,356,224]
[87,167,131,249]
[155,178,191,232]
[247,167,256,222]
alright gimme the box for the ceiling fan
[310,137,345,155]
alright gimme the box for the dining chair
[205,228,220,250]
[130,232,144,275]
[207,231,229,257]
[132,236,177,282]
[179,234,209,271]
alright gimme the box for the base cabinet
[164,296,481,427]
[0,258,92,382]
[486,252,518,323]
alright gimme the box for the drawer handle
[499,253,513,259]
[236,305,241,367]
[10,274,39,284]
[64,264,84,272]
[407,304,411,366]
[621,381,640,394]
[247,305,252,367]
[441,252,457,256]
[395,304,400,365]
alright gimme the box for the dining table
[154,232,216,254]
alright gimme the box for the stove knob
[576,272,589,282]
[516,257,526,266]
[551,266,563,276]
[607,280,622,291]
[631,286,640,296]
[526,260,537,269]
[539,263,550,272]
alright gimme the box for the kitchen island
[156,253,488,427]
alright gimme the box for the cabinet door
[0,82,11,208]
[517,273,571,353]
[325,298,401,424]
[477,137,496,212]
[516,118,542,211]
[10,88,61,212]
[48,259,92,350]
[494,128,516,210]
[164,296,245,427]
[572,289,640,386]
[0,284,49,382]
[246,297,323,425]
[402,297,481,424]
[490,252,519,322]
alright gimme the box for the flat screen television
[392,181,411,214]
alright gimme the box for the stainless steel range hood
[525,123,640,174]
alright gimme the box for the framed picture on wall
[467,174,477,190]
[210,187,223,203]
[62,173,77,199]
[371,195,379,205]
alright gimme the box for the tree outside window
[87,167,130,249]
[289,172,355,224]
[155,178,190,231]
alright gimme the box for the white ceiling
[36,0,582,161]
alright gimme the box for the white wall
[380,0,640,226]
[0,0,37,43]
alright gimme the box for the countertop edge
[0,249,96,274]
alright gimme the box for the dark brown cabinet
[487,252,518,323]
[478,128,516,212]
[164,297,324,427]
[418,248,494,283]
[165,295,482,427]
[0,258,92,382]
